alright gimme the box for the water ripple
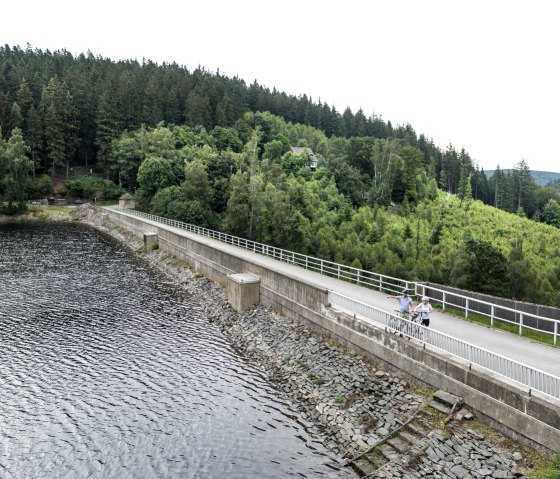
[0,222,349,478]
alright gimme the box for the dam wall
[103,207,560,455]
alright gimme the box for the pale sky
[4,0,559,173]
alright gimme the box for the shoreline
[69,204,537,478]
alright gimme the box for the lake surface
[0,222,350,478]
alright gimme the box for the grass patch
[0,205,74,222]
[532,454,560,478]
[425,405,448,423]
[415,388,434,399]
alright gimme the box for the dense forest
[2,44,560,307]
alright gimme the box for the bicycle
[389,310,427,341]
[409,311,430,341]
[389,310,410,337]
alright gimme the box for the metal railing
[113,207,560,344]
[328,291,560,400]
[416,284,560,345]
[116,207,414,290]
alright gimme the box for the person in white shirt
[414,296,433,327]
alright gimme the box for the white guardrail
[118,208,560,345]
[328,291,560,400]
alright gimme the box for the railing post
[555,321,558,346]
[490,305,495,328]
[442,292,446,312]
[519,314,523,336]
[465,298,469,320]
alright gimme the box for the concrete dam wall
[102,207,560,455]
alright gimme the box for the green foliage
[534,453,560,479]
[7,41,557,305]
[0,202,27,215]
[39,77,79,175]
[63,175,123,200]
[149,186,184,217]
[126,121,560,307]
[1,45,559,234]
[136,156,176,208]
[540,199,560,227]
[451,237,509,297]
[279,151,310,176]
[27,174,54,199]
[0,127,33,205]
[210,126,243,152]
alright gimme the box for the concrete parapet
[325,306,560,456]
[227,273,260,312]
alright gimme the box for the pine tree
[39,77,78,175]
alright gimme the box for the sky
[3,0,560,173]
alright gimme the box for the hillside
[485,169,560,186]
[2,47,560,308]
[533,170,560,187]
[412,193,560,304]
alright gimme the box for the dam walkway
[105,207,560,390]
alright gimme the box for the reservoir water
[0,222,349,478]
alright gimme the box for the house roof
[290,147,317,162]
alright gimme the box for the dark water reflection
[0,222,350,478]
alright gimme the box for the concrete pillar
[227,273,261,312]
[144,232,158,252]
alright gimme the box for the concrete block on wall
[227,273,260,312]
[143,232,158,252]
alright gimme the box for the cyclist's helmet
[402,288,409,294]
[422,296,429,301]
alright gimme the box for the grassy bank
[0,205,74,222]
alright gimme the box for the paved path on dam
[111,209,560,379]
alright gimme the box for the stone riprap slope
[73,204,534,478]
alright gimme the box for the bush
[0,202,27,215]
[63,175,123,201]
[24,174,54,199]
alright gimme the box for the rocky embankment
[73,204,535,478]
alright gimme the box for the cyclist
[387,288,413,319]
[414,296,433,327]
